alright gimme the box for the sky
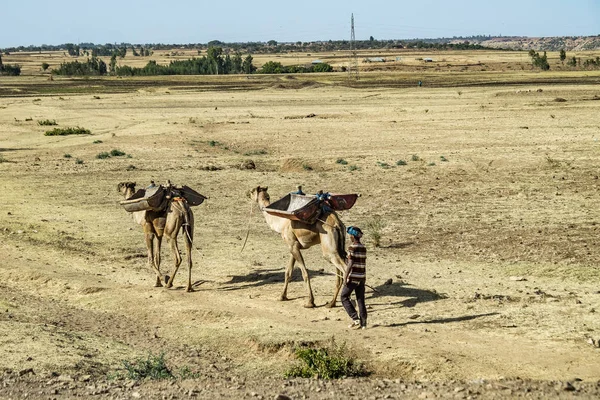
[2,0,599,48]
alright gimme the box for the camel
[249,186,348,308]
[118,181,195,292]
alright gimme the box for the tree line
[52,46,335,77]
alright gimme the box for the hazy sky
[3,0,599,48]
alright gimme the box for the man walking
[341,226,367,329]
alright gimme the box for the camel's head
[117,181,137,199]
[249,186,269,203]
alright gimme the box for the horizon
[3,0,599,49]
[4,33,600,50]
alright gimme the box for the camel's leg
[154,235,164,284]
[326,255,348,308]
[165,236,182,289]
[290,243,315,308]
[280,254,296,301]
[183,224,194,293]
[145,231,163,287]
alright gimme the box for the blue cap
[346,226,363,238]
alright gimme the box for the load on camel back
[263,189,359,225]
[249,186,359,308]
[118,181,207,292]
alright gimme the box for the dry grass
[1,53,600,383]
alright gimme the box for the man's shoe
[348,320,361,329]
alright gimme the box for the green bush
[110,149,126,157]
[411,154,421,161]
[44,127,91,136]
[93,140,103,144]
[348,165,360,171]
[121,353,173,380]
[365,215,387,247]
[96,152,110,159]
[336,158,348,165]
[63,154,72,158]
[75,158,84,164]
[285,340,367,379]
[38,119,58,126]
[396,160,407,166]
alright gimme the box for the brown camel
[118,181,195,292]
[249,186,348,308]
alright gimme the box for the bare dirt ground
[1,67,600,399]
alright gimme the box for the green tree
[207,46,223,74]
[370,36,375,42]
[312,62,333,72]
[260,61,284,74]
[109,53,117,74]
[559,49,566,64]
[529,51,550,71]
[232,52,243,74]
[267,40,278,46]
[242,54,255,74]
[41,62,50,71]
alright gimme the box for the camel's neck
[257,197,287,234]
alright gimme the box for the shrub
[96,152,110,159]
[376,161,390,169]
[302,163,313,171]
[110,149,126,157]
[396,160,407,166]
[93,140,103,144]
[42,62,50,71]
[208,140,220,147]
[440,156,448,162]
[284,340,367,379]
[63,154,72,158]
[411,154,421,161]
[1,64,21,76]
[365,216,386,247]
[75,158,84,164]
[348,165,360,171]
[38,119,58,126]
[121,353,173,381]
[243,149,267,156]
[336,158,348,165]
[0,154,7,163]
[44,127,91,136]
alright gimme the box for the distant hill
[451,36,600,51]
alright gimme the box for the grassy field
[1,50,600,397]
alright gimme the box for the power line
[349,13,359,80]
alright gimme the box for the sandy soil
[1,71,600,398]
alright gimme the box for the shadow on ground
[370,281,447,308]
[378,312,499,328]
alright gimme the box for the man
[341,226,367,330]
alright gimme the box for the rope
[240,199,254,252]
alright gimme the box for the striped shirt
[347,242,366,283]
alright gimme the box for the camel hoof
[325,302,336,309]
[165,283,173,289]
[279,296,289,302]
[186,287,194,293]
[154,283,163,288]
[303,302,316,309]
